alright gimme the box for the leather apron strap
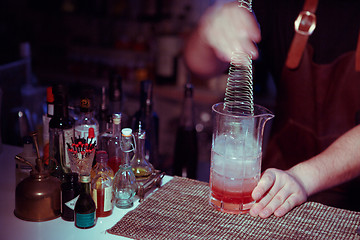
[285,0,318,69]
[356,31,360,71]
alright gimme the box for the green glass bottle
[74,175,96,229]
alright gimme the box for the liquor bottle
[61,172,81,221]
[16,136,37,185]
[42,86,54,166]
[173,83,198,179]
[91,151,114,217]
[97,86,110,135]
[49,84,75,181]
[98,87,112,152]
[108,72,130,127]
[131,80,160,169]
[75,93,99,148]
[107,113,123,173]
[113,128,137,209]
[75,175,97,229]
[131,122,154,182]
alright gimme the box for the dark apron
[263,44,360,211]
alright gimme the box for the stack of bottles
[40,77,163,229]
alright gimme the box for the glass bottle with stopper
[113,128,137,209]
[131,121,154,182]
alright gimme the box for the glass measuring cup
[209,102,274,214]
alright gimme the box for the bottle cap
[112,113,121,125]
[88,128,95,138]
[46,87,54,103]
[80,175,91,183]
[121,128,132,137]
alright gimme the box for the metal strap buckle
[294,11,316,36]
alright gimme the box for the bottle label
[65,195,80,210]
[104,186,113,211]
[92,186,113,212]
[64,128,74,169]
[75,212,96,228]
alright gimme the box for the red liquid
[211,185,253,204]
[95,189,112,217]
[108,157,122,173]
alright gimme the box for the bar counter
[2,144,360,239]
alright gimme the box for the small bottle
[75,175,97,229]
[131,122,154,182]
[49,84,75,181]
[91,151,114,217]
[173,83,198,179]
[16,136,37,185]
[131,80,160,169]
[61,172,81,221]
[75,94,99,148]
[42,86,54,166]
[107,113,122,173]
[113,128,137,209]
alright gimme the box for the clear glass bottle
[61,172,81,221]
[131,122,154,182]
[131,80,160,169]
[173,83,198,179]
[75,175,96,229]
[107,113,122,173]
[113,128,137,209]
[75,95,99,147]
[49,84,74,181]
[91,151,114,217]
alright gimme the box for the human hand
[198,1,261,62]
[249,168,308,218]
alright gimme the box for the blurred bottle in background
[131,80,160,170]
[49,84,74,181]
[75,91,99,149]
[173,82,198,179]
[108,71,130,128]
[107,113,123,173]
[42,86,54,165]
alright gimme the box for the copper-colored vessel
[14,132,61,222]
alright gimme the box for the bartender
[184,0,360,218]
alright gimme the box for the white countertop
[0,144,172,240]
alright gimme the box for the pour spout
[15,155,36,172]
[30,131,44,173]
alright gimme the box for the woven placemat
[107,177,360,239]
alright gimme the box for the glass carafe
[209,102,274,214]
[131,122,154,183]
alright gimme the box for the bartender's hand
[198,1,261,62]
[184,1,261,77]
[249,168,308,218]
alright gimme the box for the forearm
[288,125,360,197]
